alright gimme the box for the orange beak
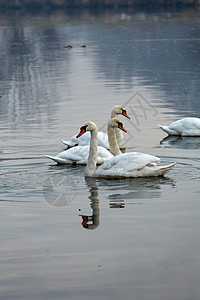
[122,110,130,119]
[118,123,127,133]
[79,215,89,228]
[76,126,87,138]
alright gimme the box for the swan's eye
[117,121,122,127]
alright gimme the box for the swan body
[61,105,130,150]
[45,145,113,165]
[77,119,175,178]
[94,153,174,178]
[158,117,200,136]
[45,117,123,165]
[61,131,109,149]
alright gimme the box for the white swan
[61,105,130,150]
[76,119,175,178]
[158,117,200,136]
[45,145,113,165]
[45,117,124,165]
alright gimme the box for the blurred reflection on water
[80,176,175,229]
[160,136,200,149]
[1,7,200,131]
[97,175,175,200]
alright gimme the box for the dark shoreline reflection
[1,7,200,126]
[160,136,200,149]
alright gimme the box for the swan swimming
[61,105,130,150]
[76,119,175,178]
[45,117,126,165]
[158,117,200,136]
[45,145,113,165]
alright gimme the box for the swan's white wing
[96,146,114,164]
[169,118,200,136]
[94,152,174,177]
[61,132,109,148]
[61,132,91,147]
[97,152,160,171]
[56,146,90,164]
[45,145,113,165]
[97,132,109,148]
[45,146,90,164]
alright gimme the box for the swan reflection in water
[100,177,175,205]
[160,136,200,150]
[79,176,175,230]
[79,177,100,230]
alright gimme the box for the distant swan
[76,119,175,178]
[45,117,125,165]
[61,105,130,151]
[158,117,200,136]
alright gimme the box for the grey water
[0,7,200,300]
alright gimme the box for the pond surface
[0,7,200,300]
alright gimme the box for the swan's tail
[161,162,175,171]
[45,155,68,164]
[60,139,76,148]
[154,162,175,176]
[157,124,178,136]
[157,124,170,134]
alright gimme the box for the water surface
[0,8,200,300]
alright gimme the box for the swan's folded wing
[168,118,200,136]
[97,152,160,173]
[46,145,113,165]
[61,132,109,148]
[61,132,91,147]
[97,132,109,149]
[95,152,174,177]
[96,146,113,164]
[178,118,200,136]
[46,146,90,164]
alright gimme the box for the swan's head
[79,214,99,230]
[76,121,97,138]
[112,105,130,119]
[109,118,127,132]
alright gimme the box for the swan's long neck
[111,110,126,150]
[107,124,122,156]
[114,128,126,150]
[111,110,117,119]
[85,128,98,176]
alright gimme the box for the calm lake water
[0,7,200,300]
